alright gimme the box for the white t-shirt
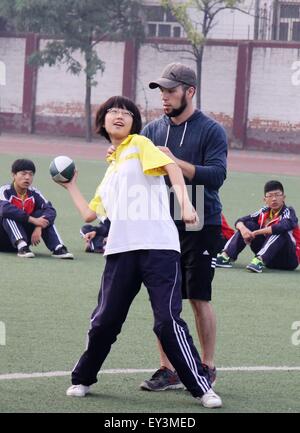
[89,134,180,256]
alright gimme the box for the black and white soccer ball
[49,156,75,183]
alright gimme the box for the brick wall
[34,39,125,135]
[136,43,237,132]
[247,47,300,152]
[1,33,300,153]
[0,37,25,113]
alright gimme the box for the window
[165,9,178,23]
[145,6,164,21]
[143,5,184,38]
[148,23,157,37]
[277,3,300,41]
[280,5,300,18]
[279,22,289,40]
[173,26,181,38]
[158,24,171,37]
[292,21,300,40]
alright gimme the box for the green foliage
[161,0,244,44]
[162,0,204,46]
[0,0,144,80]
[161,0,246,108]
[0,0,145,140]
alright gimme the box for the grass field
[0,153,299,413]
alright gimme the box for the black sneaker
[216,253,232,268]
[52,246,74,259]
[17,246,35,258]
[140,367,184,391]
[202,363,217,387]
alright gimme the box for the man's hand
[158,147,195,180]
[106,144,116,159]
[28,216,49,228]
[31,227,42,246]
[157,146,178,163]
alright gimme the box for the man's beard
[166,93,187,118]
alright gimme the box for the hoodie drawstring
[164,122,187,148]
[164,124,170,147]
[179,122,187,147]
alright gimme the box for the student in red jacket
[216,180,299,273]
[0,159,73,259]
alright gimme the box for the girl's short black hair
[95,96,142,142]
[11,159,36,174]
[264,180,284,195]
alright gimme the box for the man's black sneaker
[17,246,35,258]
[52,246,74,259]
[202,363,217,387]
[140,367,184,391]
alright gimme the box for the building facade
[141,0,300,41]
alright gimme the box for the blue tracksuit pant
[0,209,63,252]
[225,221,298,270]
[71,249,211,397]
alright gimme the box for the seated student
[80,219,110,253]
[216,180,300,273]
[0,159,73,259]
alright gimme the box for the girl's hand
[84,231,97,241]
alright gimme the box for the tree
[161,0,250,108]
[0,0,144,141]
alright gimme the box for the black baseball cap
[149,63,197,89]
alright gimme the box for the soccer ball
[49,156,75,183]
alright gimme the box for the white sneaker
[197,388,222,408]
[66,384,90,397]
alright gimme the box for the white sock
[17,240,27,250]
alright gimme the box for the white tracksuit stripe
[258,234,280,257]
[174,322,210,392]
[53,224,63,245]
[7,219,23,241]
[223,234,235,251]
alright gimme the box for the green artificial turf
[0,153,299,413]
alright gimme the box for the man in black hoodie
[140,63,228,391]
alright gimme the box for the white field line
[0,366,300,381]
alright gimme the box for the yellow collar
[269,208,282,220]
[14,183,27,200]
[107,134,135,163]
